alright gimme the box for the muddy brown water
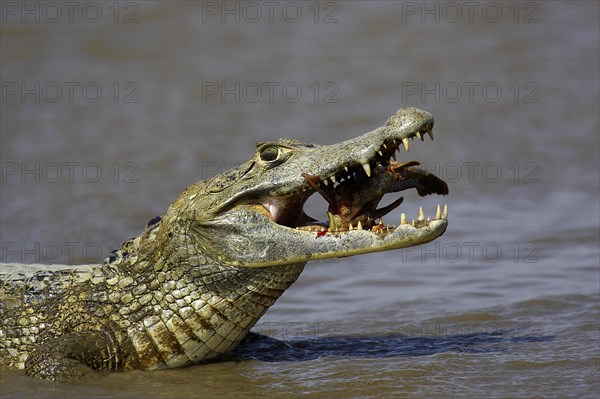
[1,2,598,398]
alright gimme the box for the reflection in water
[229,330,553,362]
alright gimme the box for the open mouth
[258,125,448,236]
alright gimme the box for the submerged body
[0,107,448,381]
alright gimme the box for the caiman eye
[259,146,281,162]
[256,143,292,168]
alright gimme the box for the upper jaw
[210,107,435,215]
[302,119,434,191]
[304,107,434,185]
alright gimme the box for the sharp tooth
[357,221,363,230]
[427,217,430,222]
[378,150,383,156]
[418,206,424,221]
[323,179,328,186]
[402,138,410,152]
[362,163,371,177]
[435,204,441,220]
[411,219,415,227]
[427,129,434,140]
[441,204,448,219]
[327,211,337,231]
[416,132,423,141]
[401,213,407,224]
[349,224,354,230]
[330,176,336,184]
[344,166,349,172]
[383,143,388,149]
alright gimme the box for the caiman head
[160,107,448,267]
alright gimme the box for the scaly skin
[0,107,449,381]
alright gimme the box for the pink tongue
[262,200,280,222]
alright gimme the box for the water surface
[1,2,598,398]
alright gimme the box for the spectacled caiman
[0,107,449,381]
